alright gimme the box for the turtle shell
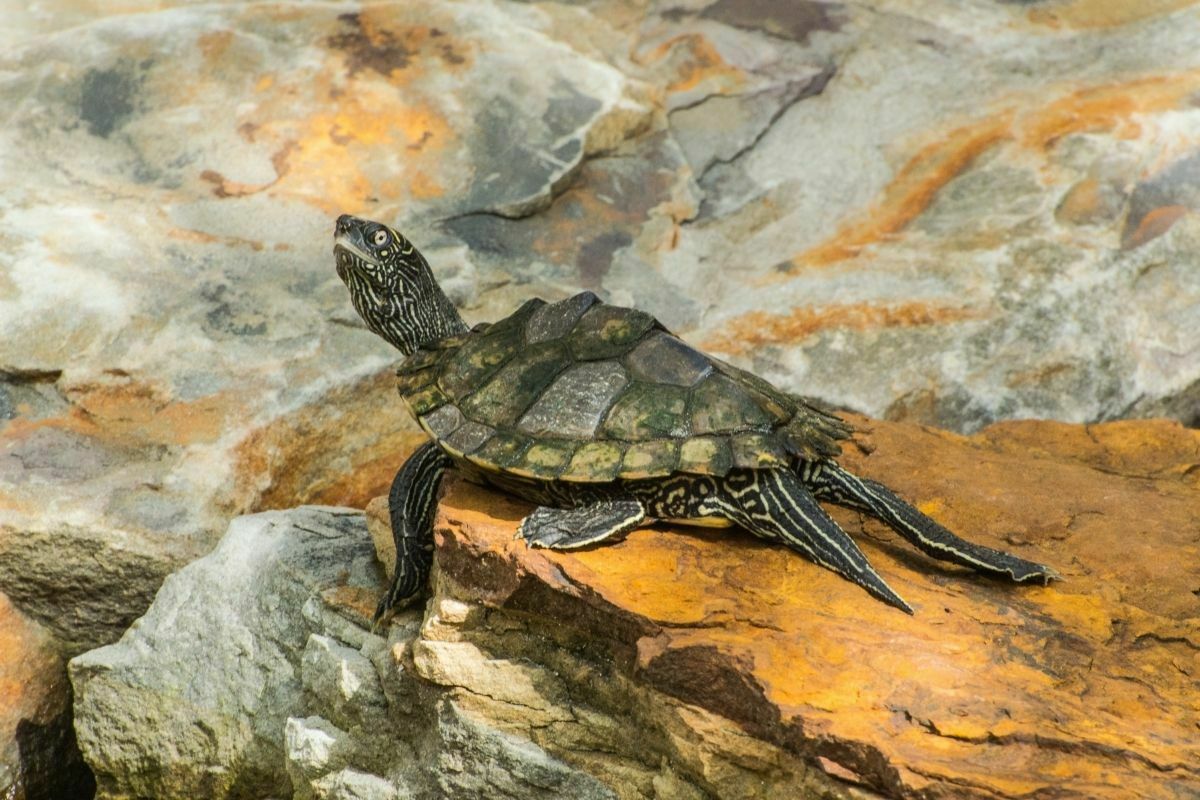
[397,291,852,482]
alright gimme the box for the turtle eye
[372,229,389,247]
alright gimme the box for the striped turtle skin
[332,214,1059,623]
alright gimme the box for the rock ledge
[71,418,1200,799]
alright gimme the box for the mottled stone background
[1,0,1199,796]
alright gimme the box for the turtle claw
[371,599,392,633]
[1011,561,1061,585]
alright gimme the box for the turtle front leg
[376,441,453,626]
[809,461,1058,584]
[713,469,913,613]
[516,499,646,550]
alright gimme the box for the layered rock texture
[4,0,1200,797]
[72,419,1200,799]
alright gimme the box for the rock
[285,717,357,800]
[6,1,1200,796]
[640,4,1200,432]
[3,0,1199,710]
[69,505,612,800]
[0,592,94,800]
[70,507,381,799]
[0,0,650,653]
[428,416,1200,799]
[433,699,616,800]
[72,418,1200,799]
[364,496,395,582]
[310,768,401,800]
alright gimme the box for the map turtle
[332,214,1057,621]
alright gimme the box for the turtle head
[333,214,409,289]
[333,214,466,354]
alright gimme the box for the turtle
[332,214,1058,622]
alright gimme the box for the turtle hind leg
[715,469,913,614]
[375,441,453,628]
[812,461,1059,584]
[517,499,646,550]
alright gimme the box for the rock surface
[70,507,390,799]
[5,0,1200,654]
[428,416,1200,800]
[73,419,1200,799]
[5,1,1200,797]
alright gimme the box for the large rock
[72,419,1200,799]
[6,1,1200,796]
[424,416,1200,799]
[70,507,378,799]
[5,0,1200,654]
[0,0,649,652]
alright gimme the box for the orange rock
[238,368,427,512]
[1055,177,1126,226]
[0,593,93,798]
[1026,0,1200,30]
[425,417,1200,799]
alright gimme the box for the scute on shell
[515,439,578,479]
[619,440,679,479]
[561,440,625,482]
[602,382,689,440]
[458,341,570,425]
[567,303,656,360]
[517,360,629,438]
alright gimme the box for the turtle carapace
[332,214,1057,621]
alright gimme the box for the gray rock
[69,506,632,799]
[301,634,389,729]
[435,699,616,800]
[311,768,402,800]
[285,716,355,799]
[70,507,380,799]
